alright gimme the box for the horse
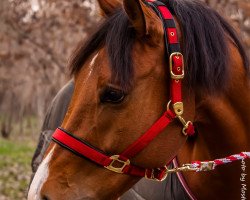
[28,0,250,199]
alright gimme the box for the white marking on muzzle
[28,146,55,200]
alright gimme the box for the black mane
[70,0,249,92]
[70,9,135,91]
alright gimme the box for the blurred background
[0,0,249,199]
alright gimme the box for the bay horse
[28,0,250,199]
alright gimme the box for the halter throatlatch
[52,1,195,181]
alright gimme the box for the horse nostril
[42,196,50,200]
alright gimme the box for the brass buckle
[167,100,183,116]
[173,102,183,116]
[169,52,184,80]
[177,115,192,136]
[167,164,197,173]
[145,166,168,182]
[105,155,130,174]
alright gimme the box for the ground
[0,118,38,200]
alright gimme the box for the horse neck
[177,44,250,199]
[194,45,250,157]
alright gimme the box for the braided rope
[189,152,250,172]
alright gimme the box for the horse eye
[100,87,125,104]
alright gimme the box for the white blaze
[85,52,99,81]
[28,53,99,200]
[28,146,55,200]
[90,53,99,67]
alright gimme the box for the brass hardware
[177,115,192,135]
[105,155,130,174]
[145,162,215,181]
[167,100,193,136]
[177,115,187,126]
[173,102,184,116]
[149,161,215,177]
[182,121,192,135]
[170,32,175,36]
[167,100,172,111]
[167,101,183,116]
[173,162,214,172]
[169,52,184,80]
[199,161,215,171]
[166,164,197,173]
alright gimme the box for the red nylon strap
[171,80,182,104]
[167,28,178,44]
[52,128,112,167]
[158,5,172,19]
[151,1,184,107]
[123,164,168,180]
[52,128,169,180]
[186,122,195,136]
[121,110,176,158]
[172,55,184,76]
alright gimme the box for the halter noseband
[52,0,195,181]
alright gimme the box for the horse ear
[123,0,162,38]
[97,0,122,17]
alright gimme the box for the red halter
[52,1,195,181]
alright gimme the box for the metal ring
[167,100,172,111]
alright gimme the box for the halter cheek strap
[52,1,195,181]
[148,0,185,116]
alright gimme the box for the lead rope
[167,152,250,173]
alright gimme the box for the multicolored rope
[185,152,250,172]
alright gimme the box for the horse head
[28,0,196,199]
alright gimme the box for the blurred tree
[203,0,250,54]
[0,0,99,136]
